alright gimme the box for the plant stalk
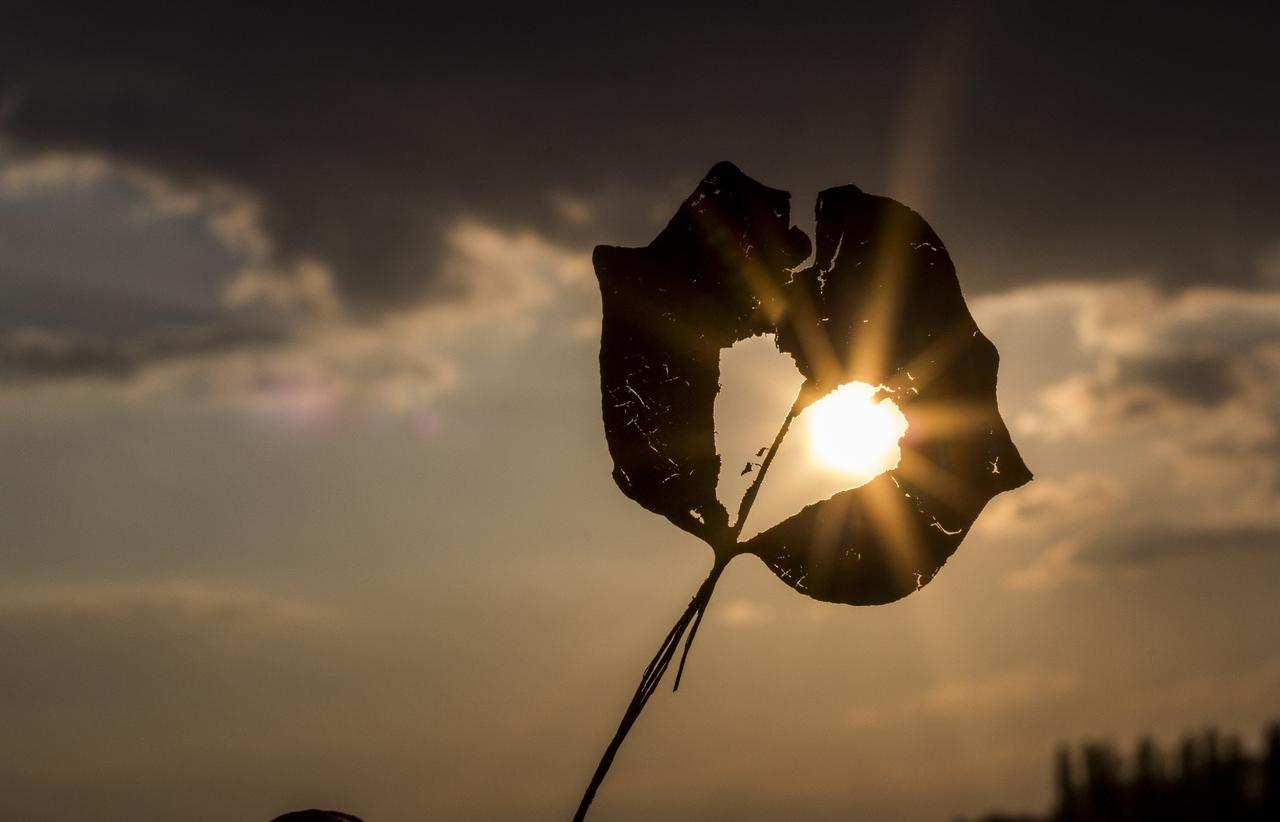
[572,387,806,822]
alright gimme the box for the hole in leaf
[713,336,910,540]
[740,386,908,539]
[713,334,804,514]
[803,382,908,478]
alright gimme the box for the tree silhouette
[963,720,1280,822]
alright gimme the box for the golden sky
[1,6,1279,821]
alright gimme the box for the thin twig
[573,386,807,821]
[572,561,725,822]
[733,388,806,536]
[673,387,806,690]
[671,597,707,692]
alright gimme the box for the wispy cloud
[1119,656,1280,719]
[717,598,777,627]
[1010,283,1280,442]
[846,667,1077,729]
[1078,524,1280,567]
[980,474,1124,540]
[976,281,1280,590]
[0,580,330,631]
[0,153,594,420]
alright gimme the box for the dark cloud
[1081,524,1280,567]
[0,320,288,381]
[1040,351,1250,432]
[1017,285,1280,442]
[1117,354,1239,409]
[1076,351,1245,423]
[2,4,1279,318]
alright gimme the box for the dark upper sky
[3,4,1277,316]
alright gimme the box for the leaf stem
[572,386,806,822]
[673,385,806,689]
[571,556,728,822]
[731,387,807,540]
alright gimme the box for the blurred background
[1,5,1278,820]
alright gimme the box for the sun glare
[804,382,909,480]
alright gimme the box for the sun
[804,382,909,480]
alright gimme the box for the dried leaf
[577,162,1031,821]
[749,182,1032,603]
[596,162,1029,601]
[595,161,810,546]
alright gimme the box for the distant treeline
[960,720,1280,822]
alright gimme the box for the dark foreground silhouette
[270,811,363,822]
[959,720,1280,822]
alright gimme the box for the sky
[2,5,1280,821]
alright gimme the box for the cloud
[177,221,589,419]
[132,217,590,420]
[0,151,111,195]
[0,580,328,632]
[0,11,618,314]
[980,474,1124,540]
[1002,539,1098,592]
[717,598,776,627]
[3,4,1278,323]
[976,474,1126,591]
[974,282,1280,590]
[1118,655,1280,719]
[1013,283,1280,440]
[433,218,593,323]
[846,666,1076,728]
[0,321,289,381]
[0,152,593,415]
[1077,524,1280,568]
[0,150,323,376]
[1005,521,1280,593]
[986,282,1280,509]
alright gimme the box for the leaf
[577,162,1032,821]
[748,183,1033,604]
[595,161,810,546]
[596,162,1030,601]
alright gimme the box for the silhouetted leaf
[596,163,1029,602]
[595,161,811,546]
[579,162,1031,821]
[750,183,1032,603]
